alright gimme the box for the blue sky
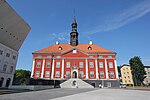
[7,0,150,70]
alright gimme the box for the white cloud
[87,0,150,34]
[50,32,69,43]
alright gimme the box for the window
[66,71,70,77]
[108,56,112,59]
[79,71,84,78]
[90,71,94,78]
[79,62,84,68]
[56,62,60,68]
[110,72,114,78]
[99,62,103,68]
[56,56,61,58]
[73,50,77,54]
[46,62,50,68]
[47,56,51,58]
[108,62,113,68]
[89,62,94,68]
[56,71,60,77]
[12,56,16,60]
[99,56,103,59]
[100,71,104,78]
[6,53,10,57]
[10,66,13,73]
[37,56,42,58]
[45,71,50,77]
[0,50,3,55]
[37,62,41,68]
[3,64,7,72]
[36,71,40,77]
[129,80,131,82]
[66,62,70,68]
[89,56,93,58]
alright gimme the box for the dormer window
[58,46,62,50]
[88,46,92,50]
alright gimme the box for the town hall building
[31,17,119,88]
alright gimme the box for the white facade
[0,43,18,87]
[0,0,31,87]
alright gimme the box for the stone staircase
[60,78,94,88]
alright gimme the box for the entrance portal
[72,71,77,78]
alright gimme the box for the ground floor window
[100,71,104,78]
[110,71,114,78]
[56,71,60,77]
[90,71,94,78]
[66,71,70,78]
[79,71,84,78]
[45,71,50,77]
[36,71,40,77]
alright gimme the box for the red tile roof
[34,44,115,54]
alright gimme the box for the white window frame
[79,71,84,78]
[109,62,113,68]
[56,62,60,68]
[79,62,84,68]
[100,71,104,78]
[73,50,77,54]
[90,71,94,78]
[99,62,103,68]
[66,62,70,68]
[56,71,60,77]
[36,62,41,68]
[36,71,40,77]
[46,62,50,68]
[89,62,94,68]
[66,71,70,77]
[110,71,114,78]
[45,71,50,77]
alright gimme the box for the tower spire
[70,14,79,46]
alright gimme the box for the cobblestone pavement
[0,88,150,100]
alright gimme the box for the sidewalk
[126,86,150,91]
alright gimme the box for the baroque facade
[31,17,119,87]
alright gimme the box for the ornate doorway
[72,71,77,78]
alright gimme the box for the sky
[7,0,150,70]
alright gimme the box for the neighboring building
[143,66,150,85]
[0,0,30,87]
[31,17,119,88]
[120,64,133,85]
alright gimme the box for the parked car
[120,84,126,88]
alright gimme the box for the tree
[14,69,31,79]
[129,56,146,86]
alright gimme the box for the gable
[62,49,88,58]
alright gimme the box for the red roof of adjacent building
[33,44,115,54]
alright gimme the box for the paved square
[0,88,149,100]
